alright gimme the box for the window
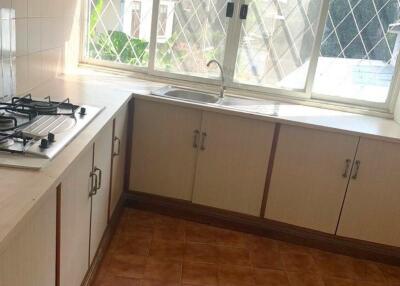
[131,1,141,38]
[154,0,230,78]
[313,0,400,104]
[86,0,153,67]
[83,0,400,111]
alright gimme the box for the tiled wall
[0,0,82,101]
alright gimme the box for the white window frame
[80,0,400,115]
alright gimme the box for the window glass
[86,0,153,67]
[234,0,323,90]
[154,0,229,78]
[313,0,400,103]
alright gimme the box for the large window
[83,0,400,111]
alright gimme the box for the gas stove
[0,94,103,169]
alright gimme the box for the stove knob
[40,138,49,149]
[79,107,86,115]
[48,132,55,143]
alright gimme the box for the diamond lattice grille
[154,0,229,76]
[87,0,153,67]
[234,0,322,89]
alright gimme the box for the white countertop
[1,67,400,252]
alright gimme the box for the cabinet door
[109,104,129,219]
[265,125,359,233]
[192,112,275,216]
[90,121,113,263]
[130,100,202,200]
[60,145,93,286]
[337,138,400,247]
[0,189,56,286]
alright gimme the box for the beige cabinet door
[109,103,129,219]
[130,99,202,200]
[192,112,275,216]
[60,144,93,286]
[0,190,56,286]
[265,125,359,234]
[90,121,113,263]
[337,138,400,247]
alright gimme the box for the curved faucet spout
[207,59,226,98]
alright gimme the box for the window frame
[80,0,400,115]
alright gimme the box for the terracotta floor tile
[109,233,151,256]
[278,241,312,254]
[105,254,147,279]
[250,248,285,270]
[312,252,358,280]
[214,228,248,248]
[153,223,185,242]
[143,258,182,283]
[218,245,251,266]
[218,264,255,286]
[378,263,400,283]
[253,268,290,286]
[286,272,325,286]
[139,279,180,286]
[323,277,355,286]
[185,222,218,244]
[246,234,280,251]
[182,262,218,286]
[281,252,318,273]
[93,272,141,286]
[149,240,184,261]
[351,259,386,282]
[184,242,219,264]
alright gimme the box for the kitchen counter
[2,66,400,252]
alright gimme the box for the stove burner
[0,138,14,148]
[31,102,58,114]
[0,117,15,129]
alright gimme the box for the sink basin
[153,86,220,104]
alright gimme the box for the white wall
[0,0,82,101]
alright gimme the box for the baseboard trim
[82,193,126,286]
[126,190,400,266]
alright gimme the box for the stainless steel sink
[152,86,220,104]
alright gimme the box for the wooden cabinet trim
[260,123,281,218]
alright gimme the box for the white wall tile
[28,52,42,89]
[13,18,27,56]
[15,55,28,94]
[27,18,40,53]
[11,0,27,18]
[27,0,40,17]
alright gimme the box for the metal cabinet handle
[352,160,361,180]
[200,132,207,151]
[342,159,352,178]
[94,167,102,189]
[89,171,98,196]
[113,136,121,156]
[240,4,249,19]
[226,2,234,17]
[193,130,200,148]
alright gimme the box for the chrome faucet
[206,59,225,98]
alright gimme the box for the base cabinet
[131,100,202,200]
[0,190,56,286]
[265,125,359,233]
[337,138,400,247]
[192,112,275,216]
[109,104,129,219]
[60,145,92,286]
[60,120,114,286]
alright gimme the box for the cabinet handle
[200,132,207,151]
[342,159,352,178]
[352,160,361,180]
[193,130,200,148]
[113,136,121,156]
[89,171,98,196]
[94,167,102,189]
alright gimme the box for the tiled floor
[93,208,400,286]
